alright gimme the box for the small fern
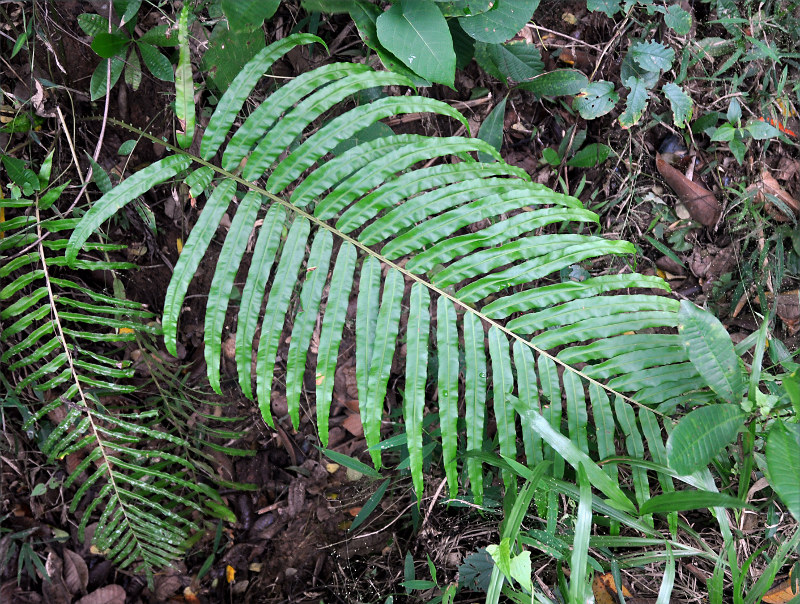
[0,151,240,580]
[66,33,714,514]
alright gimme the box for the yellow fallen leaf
[592,573,633,604]
[226,565,235,584]
[763,565,799,603]
[176,237,183,254]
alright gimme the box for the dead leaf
[154,574,183,600]
[75,584,126,604]
[592,573,633,604]
[763,564,799,603]
[747,170,800,221]
[765,290,800,334]
[62,548,88,595]
[342,412,364,437]
[656,152,721,226]
[41,551,71,604]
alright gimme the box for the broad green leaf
[77,13,109,36]
[662,82,693,128]
[315,244,356,446]
[124,46,142,90]
[349,0,431,87]
[630,40,675,72]
[376,1,456,87]
[91,32,129,58]
[363,269,404,469]
[477,97,506,162]
[587,0,620,17]
[464,312,487,505]
[89,55,124,100]
[459,0,540,44]
[222,0,279,31]
[566,143,612,167]
[664,3,692,35]
[766,420,800,521]
[710,123,736,142]
[639,490,754,515]
[285,230,333,428]
[437,299,459,498]
[678,300,743,403]
[201,22,266,93]
[137,42,173,82]
[175,5,195,149]
[474,40,543,84]
[117,140,136,155]
[405,283,430,502]
[118,0,141,26]
[727,97,742,124]
[1,156,40,192]
[518,69,588,96]
[66,155,192,265]
[138,24,179,46]
[745,119,782,140]
[619,76,649,128]
[302,0,353,12]
[573,81,619,120]
[666,404,746,474]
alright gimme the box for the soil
[2,1,799,603]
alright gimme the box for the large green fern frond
[0,152,238,579]
[67,34,705,508]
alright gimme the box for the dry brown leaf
[341,412,364,437]
[763,565,799,603]
[764,291,800,334]
[656,152,721,226]
[62,548,88,595]
[75,584,126,604]
[748,170,800,221]
[41,551,70,604]
[154,574,183,601]
[592,572,633,604]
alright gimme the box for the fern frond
[0,162,239,580]
[66,34,705,509]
